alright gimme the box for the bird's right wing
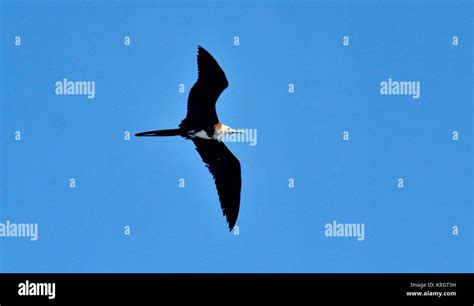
[185,46,229,131]
[192,138,241,231]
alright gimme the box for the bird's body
[136,46,242,231]
[137,121,234,141]
[188,122,236,141]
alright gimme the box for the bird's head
[221,124,242,135]
[214,123,243,142]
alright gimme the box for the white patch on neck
[213,131,224,142]
[212,124,227,142]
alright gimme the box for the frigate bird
[136,46,242,231]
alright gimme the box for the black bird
[136,46,242,231]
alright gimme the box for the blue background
[0,0,472,272]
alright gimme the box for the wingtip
[197,45,211,55]
[227,220,237,232]
[196,45,203,58]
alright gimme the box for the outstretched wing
[184,46,229,131]
[192,138,241,230]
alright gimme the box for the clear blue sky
[0,0,472,272]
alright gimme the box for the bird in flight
[136,46,242,231]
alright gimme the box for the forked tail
[135,129,181,137]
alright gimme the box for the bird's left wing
[191,138,241,231]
